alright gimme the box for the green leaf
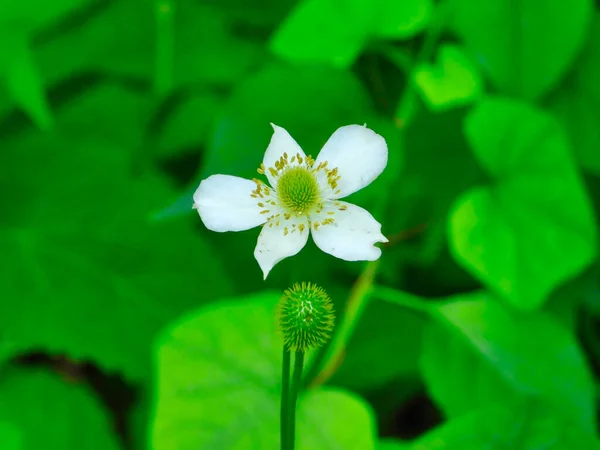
[378,439,411,450]
[384,107,482,269]
[410,402,600,449]
[548,13,600,175]
[155,91,222,158]
[270,0,369,68]
[449,98,596,310]
[0,0,94,126]
[0,0,91,31]
[414,44,483,112]
[420,292,596,432]
[374,0,432,39]
[0,367,121,450]
[270,0,431,67]
[450,0,593,99]
[0,423,21,450]
[0,29,51,129]
[331,300,426,389]
[0,85,233,381]
[22,0,261,99]
[151,292,377,449]
[201,0,297,28]
[421,316,519,418]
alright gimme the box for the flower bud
[277,282,335,352]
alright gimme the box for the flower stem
[303,2,449,390]
[280,347,291,450]
[289,351,305,449]
[370,285,432,314]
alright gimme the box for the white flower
[193,123,389,279]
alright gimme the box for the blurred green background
[1,0,600,448]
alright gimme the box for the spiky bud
[277,282,335,352]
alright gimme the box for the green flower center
[277,166,320,216]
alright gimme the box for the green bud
[277,282,335,352]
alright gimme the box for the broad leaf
[151,292,377,449]
[549,13,600,175]
[420,292,596,432]
[331,300,426,389]
[270,0,431,68]
[0,367,121,450]
[0,29,51,128]
[410,402,600,449]
[450,98,596,310]
[0,85,232,381]
[414,44,483,111]
[450,0,593,99]
[0,423,21,450]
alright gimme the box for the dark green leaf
[549,13,600,175]
[0,367,121,450]
[0,85,233,381]
[331,300,426,389]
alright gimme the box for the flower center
[277,166,321,216]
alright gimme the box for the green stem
[280,347,291,450]
[154,0,174,96]
[289,351,305,450]
[303,2,449,390]
[395,0,449,125]
[304,260,379,387]
[370,285,432,314]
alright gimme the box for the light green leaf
[270,0,369,68]
[0,367,121,450]
[410,402,600,449]
[0,85,232,381]
[0,422,21,450]
[450,0,593,99]
[378,439,411,450]
[151,292,377,450]
[374,0,432,39]
[449,98,596,310]
[549,13,600,175]
[421,292,596,432]
[421,317,519,418]
[270,0,430,67]
[414,44,483,111]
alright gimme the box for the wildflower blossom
[193,124,388,279]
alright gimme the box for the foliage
[0,0,599,448]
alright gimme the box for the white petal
[314,124,388,199]
[254,216,309,279]
[311,201,387,261]
[263,123,307,187]
[193,174,265,232]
